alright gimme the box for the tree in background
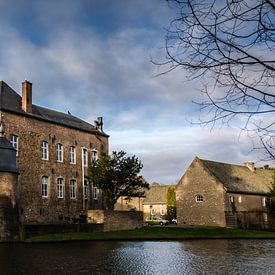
[161,0,275,160]
[166,186,177,221]
[88,151,149,210]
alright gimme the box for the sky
[0,0,271,184]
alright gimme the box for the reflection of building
[176,157,273,229]
[0,81,109,231]
[143,183,174,219]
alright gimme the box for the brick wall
[2,111,108,224]
[87,210,143,231]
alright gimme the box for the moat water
[0,240,275,274]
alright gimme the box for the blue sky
[0,0,269,183]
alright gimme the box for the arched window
[41,176,49,198]
[195,195,204,202]
[91,149,98,163]
[70,179,77,199]
[57,178,64,198]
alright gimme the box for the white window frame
[160,207,165,216]
[41,176,49,198]
[84,179,89,200]
[69,146,76,164]
[150,208,156,216]
[195,195,204,202]
[91,149,98,163]
[56,143,63,162]
[82,148,88,167]
[69,179,77,199]
[41,141,49,160]
[10,134,19,156]
[57,177,64,198]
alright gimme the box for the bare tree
[161,0,275,160]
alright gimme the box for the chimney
[95,117,103,131]
[22,80,32,113]
[245,161,255,172]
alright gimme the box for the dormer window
[56,143,63,162]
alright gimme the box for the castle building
[0,80,109,227]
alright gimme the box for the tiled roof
[0,81,108,137]
[199,157,274,195]
[143,184,175,204]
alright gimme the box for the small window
[69,179,77,199]
[41,141,49,160]
[84,180,89,199]
[195,195,204,202]
[10,134,19,155]
[56,143,63,162]
[69,146,76,164]
[41,176,49,198]
[91,149,98,163]
[230,196,234,203]
[160,208,165,216]
[57,178,64,198]
[238,196,242,203]
[92,184,97,200]
[262,197,266,207]
[82,148,88,167]
[150,208,155,215]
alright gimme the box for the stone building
[143,183,174,219]
[176,157,274,229]
[0,80,109,226]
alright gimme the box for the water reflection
[0,240,274,274]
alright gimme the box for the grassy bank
[25,226,275,242]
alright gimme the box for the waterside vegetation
[25,226,275,242]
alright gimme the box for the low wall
[87,210,143,232]
[23,223,103,238]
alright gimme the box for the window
[150,208,156,216]
[195,195,204,202]
[238,196,242,203]
[84,180,89,199]
[82,148,88,167]
[160,208,165,216]
[57,178,64,198]
[262,197,266,207]
[69,179,77,199]
[69,146,76,164]
[230,196,234,203]
[41,176,49,198]
[56,143,63,162]
[92,184,97,200]
[10,134,18,155]
[41,141,49,160]
[91,150,98,163]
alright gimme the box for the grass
[25,226,275,242]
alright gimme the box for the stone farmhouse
[143,183,174,219]
[176,157,274,229]
[0,80,109,237]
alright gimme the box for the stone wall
[176,158,227,227]
[0,172,19,241]
[114,196,144,212]
[87,210,143,231]
[2,111,109,224]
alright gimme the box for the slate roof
[199,157,274,195]
[143,184,175,204]
[0,81,108,137]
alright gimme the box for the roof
[143,184,175,204]
[198,157,274,195]
[0,81,108,137]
